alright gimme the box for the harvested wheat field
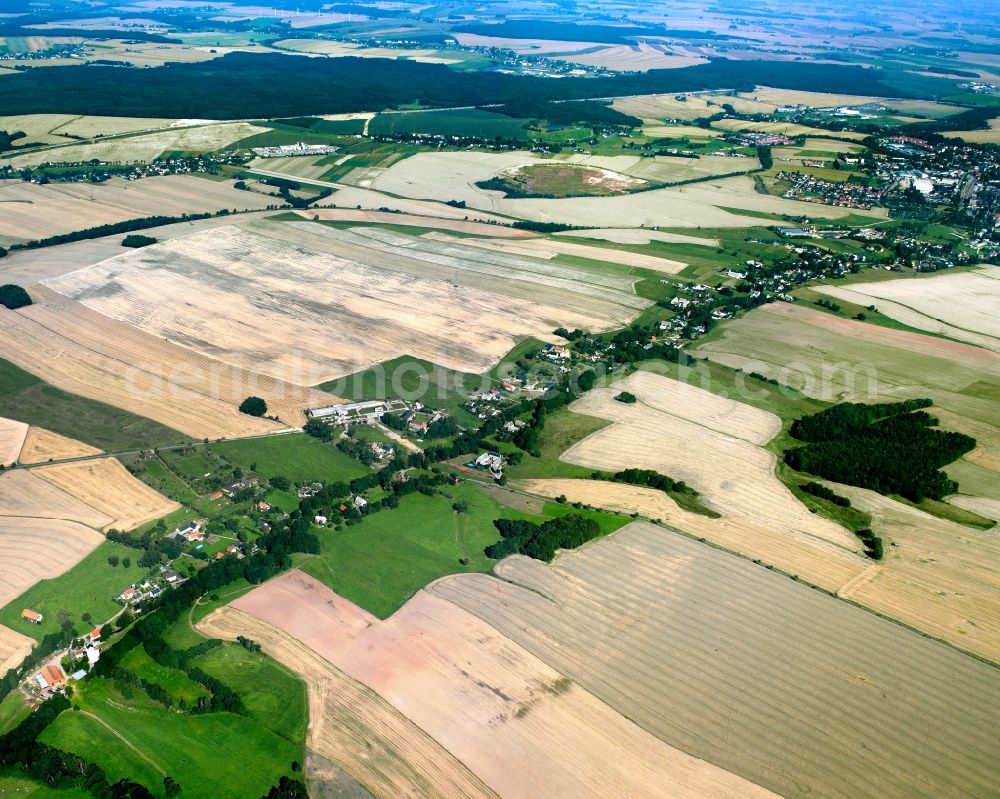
[31,458,180,532]
[612,92,747,122]
[710,118,869,139]
[817,266,1000,352]
[561,370,859,550]
[43,221,645,382]
[420,231,687,273]
[515,477,866,588]
[0,470,113,530]
[247,155,333,180]
[825,483,1000,660]
[0,287,330,437]
[18,426,102,464]
[0,175,275,244]
[0,113,83,145]
[0,517,104,609]
[3,121,267,168]
[0,625,33,676]
[297,208,533,237]
[949,494,1000,521]
[0,417,28,467]
[429,521,1000,799]
[226,569,779,799]
[558,228,720,246]
[198,606,501,799]
[369,152,855,228]
[553,42,706,71]
[516,475,1000,662]
[274,39,459,64]
[0,114,178,146]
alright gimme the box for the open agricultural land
[211,568,782,799]
[365,150,869,228]
[16,426,102,464]
[0,174,278,245]
[0,417,28,467]
[0,286,337,440]
[0,120,266,168]
[427,521,1000,799]
[817,266,1000,353]
[0,422,177,671]
[209,521,1000,799]
[1,1,999,795]
[41,218,651,383]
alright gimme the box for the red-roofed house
[211,491,224,500]
[21,609,43,624]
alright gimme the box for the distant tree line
[10,213,215,251]
[0,52,934,119]
[784,400,976,501]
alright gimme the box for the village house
[473,451,505,480]
[352,495,368,510]
[314,514,328,525]
[372,442,395,460]
[21,609,43,624]
[223,476,259,498]
[118,587,139,603]
[169,520,204,542]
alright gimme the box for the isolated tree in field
[0,284,31,310]
[239,396,267,417]
[614,391,637,404]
